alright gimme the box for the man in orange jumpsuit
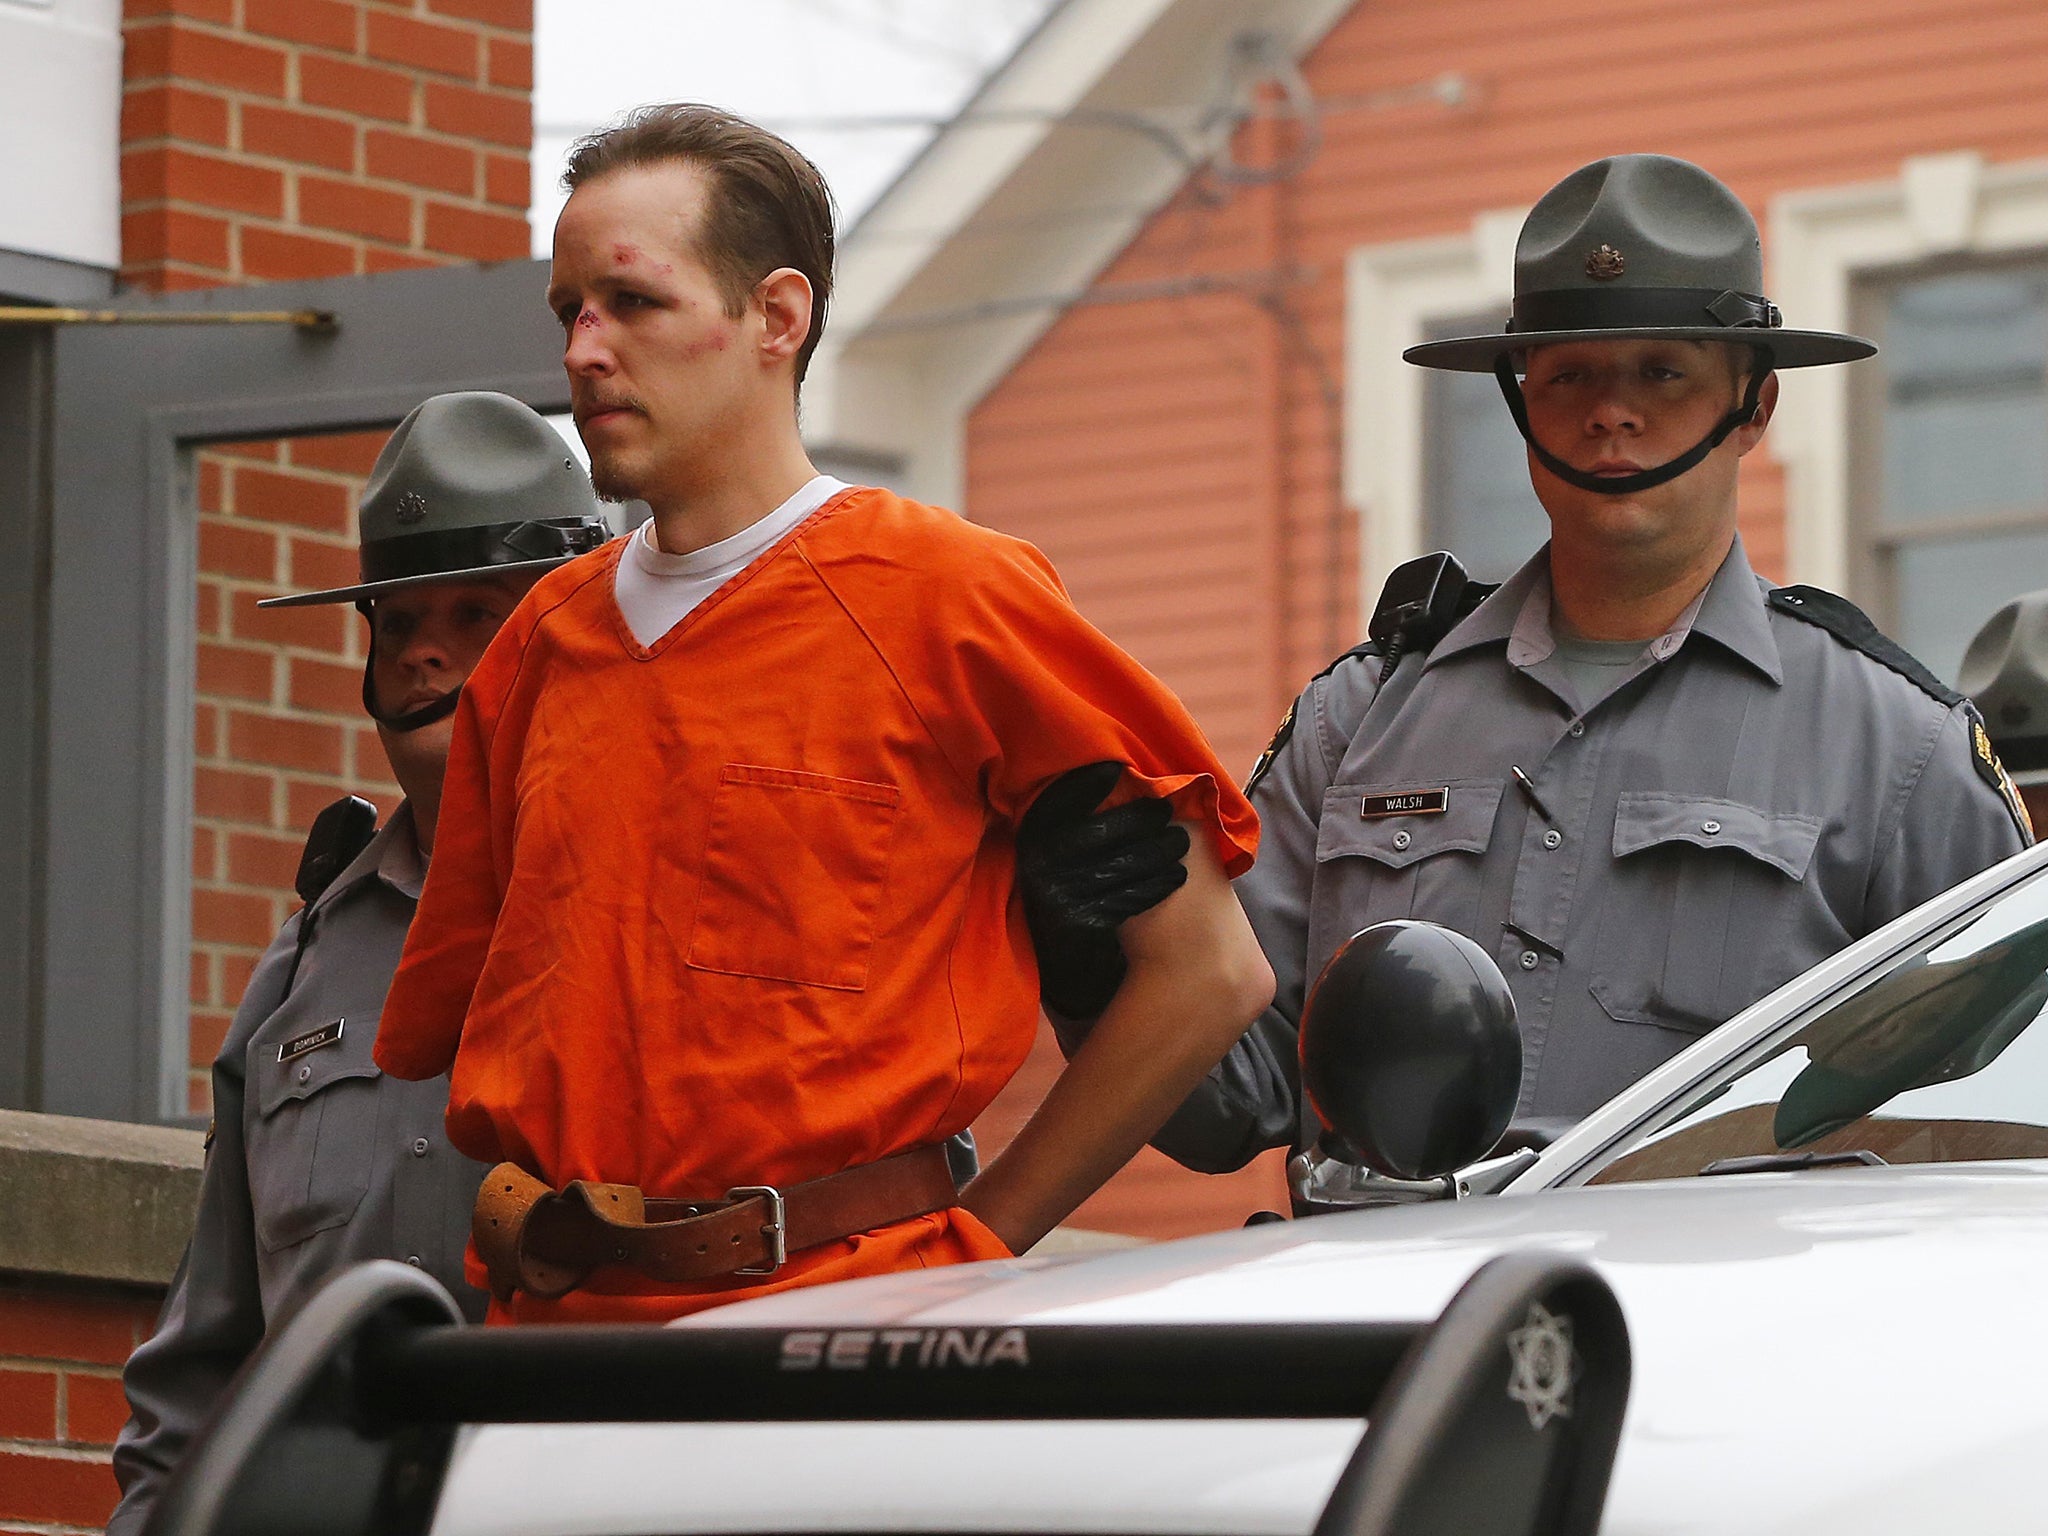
[374,104,1274,1323]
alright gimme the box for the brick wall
[114,0,535,1109]
[120,0,533,291]
[186,433,400,1111]
[0,1282,162,1534]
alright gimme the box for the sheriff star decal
[1506,1301,1578,1431]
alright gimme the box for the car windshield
[1588,862,2048,1184]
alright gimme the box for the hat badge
[395,490,428,525]
[1586,244,1626,281]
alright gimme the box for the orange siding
[966,0,2048,1236]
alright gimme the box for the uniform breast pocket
[247,1016,383,1253]
[1591,793,1823,1035]
[687,764,902,991]
[1311,780,1505,951]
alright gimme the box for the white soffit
[809,0,1354,480]
[0,0,121,272]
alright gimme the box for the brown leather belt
[472,1144,960,1302]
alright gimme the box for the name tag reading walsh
[279,1018,344,1063]
[1360,789,1448,818]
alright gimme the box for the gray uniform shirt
[109,806,488,1536]
[1149,540,2029,1172]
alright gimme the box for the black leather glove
[1017,760,1191,1020]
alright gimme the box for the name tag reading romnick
[1360,789,1449,818]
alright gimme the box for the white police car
[154,839,2048,1536]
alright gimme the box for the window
[1419,312,1548,584]
[1851,259,2048,684]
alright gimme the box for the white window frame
[1343,207,1526,624]
[1771,151,2048,591]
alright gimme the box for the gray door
[4,259,571,1122]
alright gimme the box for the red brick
[234,465,354,534]
[0,1451,118,1527]
[486,35,531,91]
[196,642,275,703]
[285,778,398,832]
[288,429,385,476]
[120,83,231,147]
[194,579,223,638]
[195,765,274,824]
[363,127,476,196]
[193,887,279,948]
[191,825,218,883]
[0,1289,145,1366]
[424,199,526,261]
[193,700,220,757]
[129,22,289,98]
[300,174,413,244]
[239,103,357,173]
[65,1371,132,1447]
[423,80,528,149]
[189,947,211,1005]
[139,265,231,292]
[189,1008,234,1067]
[243,0,358,52]
[121,207,231,272]
[349,723,393,778]
[287,776,349,829]
[365,247,442,273]
[0,1369,58,1440]
[222,949,260,999]
[298,54,415,125]
[122,145,285,219]
[196,456,226,513]
[286,536,362,592]
[240,224,357,282]
[185,1072,211,1115]
[227,709,346,775]
[229,594,349,654]
[484,151,527,209]
[123,0,235,20]
[287,655,365,716]
[214,439,282,462]
[198,516,278,583]
[227,829,304,889]
[426,0,531,28]
[368,10,481,78]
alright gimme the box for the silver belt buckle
[725,1184,786,1275]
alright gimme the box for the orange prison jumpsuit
[374,486,1258,1323]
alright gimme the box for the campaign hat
[1404,154,1874,372]
[1961,589,2048,781]
[261,392,609,609]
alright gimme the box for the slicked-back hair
[563,104,836,386]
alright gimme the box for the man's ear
[1734,370,1780,457]
[754,267,814,370]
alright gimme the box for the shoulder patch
[1768,585,1963,707]
[1971,709,2035,842]
[1246,641,1381,797]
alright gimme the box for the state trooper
[1118,154,2033,1186]
[109,393,612,1534]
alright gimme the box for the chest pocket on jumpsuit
[1591,792,1823,1035]
[688,763,902,991]
[1310,779,1506,961]
[247,1009,383,1253]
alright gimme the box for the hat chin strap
[356,601,463,735]
[1491,345,1774,496]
